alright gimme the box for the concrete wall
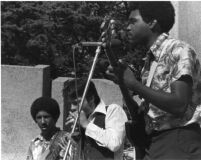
[1,65,51,160]
[2,65,51,104]
[93,79,122,106]
[170,1,201,61]
[51,77,74,129]
[178,1,201,61]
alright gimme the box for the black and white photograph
[1,1,201,160]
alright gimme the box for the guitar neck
[105,47,139,119]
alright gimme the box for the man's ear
[148,19,157,30]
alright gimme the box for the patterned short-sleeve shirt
[26,130,79,160]
[141,33,200,132]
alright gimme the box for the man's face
[126,9,151,47]
[70,97,94,117]
[35,110,56,134]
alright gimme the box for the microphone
[109,39,122,48]
[79,42,103,47]
[97,58,110,71]
[79,39,122,47]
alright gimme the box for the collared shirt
[141,33,200,132]
[85,100,128,160]
[26,129,79,160]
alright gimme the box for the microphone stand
[63,16,111,160]
[63,45,102,160]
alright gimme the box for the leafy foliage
[1,1,145,79]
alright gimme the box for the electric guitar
[104,40,148,158]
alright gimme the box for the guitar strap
[134,60,159,108]
[145,61,158,87]
[137,46,165,107]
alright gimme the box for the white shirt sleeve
[85,104,128,152]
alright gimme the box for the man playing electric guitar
[106,1,201,160]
